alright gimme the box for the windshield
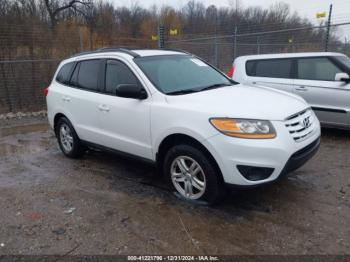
[334,56,350,71]
[134,55,233,95]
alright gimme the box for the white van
[231,52,350,129]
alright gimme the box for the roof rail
[96,47,140,58]
[161,48,193,55]
[70,47,140,58]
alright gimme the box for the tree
[181,0,206,33]
[42,0,91,29]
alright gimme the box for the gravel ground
[0,117,349,255]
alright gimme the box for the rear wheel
[163,144,224,204]
[56,117,85,158]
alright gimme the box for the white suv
[46,48,321,204]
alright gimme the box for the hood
[165,84,308,121]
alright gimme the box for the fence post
[158,25,165,49]
[79,27,83,52]
[233,26,238,59]
[325,4,333,52]
[214,37,218,67]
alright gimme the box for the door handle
[98,105,110,112]
[296,86,308,91]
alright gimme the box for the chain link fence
[0,24,156,115]
[0,60,59,114]
[165,22,350,72]
[0,22,349,114]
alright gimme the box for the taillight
[228,65,235,78]
[44,87,49,97]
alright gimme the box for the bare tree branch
[43,0,91,29]
[52,0,89,17]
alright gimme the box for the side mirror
[335,72,350,83]
[115,84,148,100]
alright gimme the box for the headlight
[209,118,276,139]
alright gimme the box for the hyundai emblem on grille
[302,116,311,128]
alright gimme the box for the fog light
[237,165,274,181]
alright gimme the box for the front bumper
[279,136,320,177]
[202,120,321,186]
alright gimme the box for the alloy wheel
[170,156,206,200]
[59,123,74,153]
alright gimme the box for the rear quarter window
[246,61,255,76]
[56,62,74,84]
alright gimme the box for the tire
[55,117,85,158]
[163,144,224,205]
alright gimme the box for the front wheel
[163,144,224,204]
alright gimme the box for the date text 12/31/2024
[127,256,220,261]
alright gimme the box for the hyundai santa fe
[46,48,321,204]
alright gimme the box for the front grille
[285,109,316,142]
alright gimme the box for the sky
[108,0,350,40]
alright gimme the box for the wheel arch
[53,113,67,133]
[156,133,224,182]
[53,112,78,139]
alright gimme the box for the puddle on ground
[0,123,52,157]
[0,141,51,157]
[0,123,49,137]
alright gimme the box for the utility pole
[325,4,333,52]
[235,0,240,13]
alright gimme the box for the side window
[297,57,342,81]
[70,60,101,91]
[254,59,292,78]
[56,62,74,84]
[246,61,255,76]
[105,60,139,95]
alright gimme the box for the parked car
[230,52,350,129]
[46,48,320,204]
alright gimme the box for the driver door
[293,57,350,127]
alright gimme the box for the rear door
[293,57,350,127]
[66,59,105,144]
[246,58,295,93]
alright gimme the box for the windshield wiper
[166,89,199,95]
[199,83,232,92]
[166,83,232,95]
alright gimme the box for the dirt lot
[0,117,349,255]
